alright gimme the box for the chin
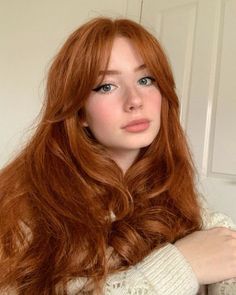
[127,139,156,150]
[135,134,157,146]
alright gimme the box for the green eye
[92,83,116,93]
[138,76,155,86]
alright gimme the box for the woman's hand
[174,227,236,284]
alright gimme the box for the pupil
[104,85,110,91]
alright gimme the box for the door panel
[141,0,236,219]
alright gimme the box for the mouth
[122,119,150,132]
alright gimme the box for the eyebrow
[98,64,147,76]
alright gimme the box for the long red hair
[0,17,203,294]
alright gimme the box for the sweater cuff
[135,243,199,295]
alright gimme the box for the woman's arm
[198,194,236,294]
[103,195,236,295]
[104,243,199,295]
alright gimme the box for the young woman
[0,17,236,295]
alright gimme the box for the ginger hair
[0,17,203,294]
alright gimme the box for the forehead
[95,36,149,83]
[108,37,144,67]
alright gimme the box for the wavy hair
[0,17,203,294]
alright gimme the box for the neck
[107,149,140,174]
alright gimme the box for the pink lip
[123,119,150,128]
[122,119,150,132]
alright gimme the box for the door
[141,0,236,219]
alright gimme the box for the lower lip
[123,122,150,132]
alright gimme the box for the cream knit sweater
[3,196,236,294]
[67,196,236,294]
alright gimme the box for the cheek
[85,102,117,127]
[149,91,162,113]
[84,102,119,145]
[158,98,162,114]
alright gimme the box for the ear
[82,121,89,127]
[78,110,88,127]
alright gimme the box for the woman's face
[83,37,162,171]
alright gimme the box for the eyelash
[92,76,156,94]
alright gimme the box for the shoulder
[198,194,236,230]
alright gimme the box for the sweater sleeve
[133,243,199,294]
[104,243,199,295]
[197,194,236,295]
[104,195,236,295]
[68,194,235,294]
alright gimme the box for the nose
[123,86,143,112]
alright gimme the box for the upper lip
[122,118,150,128]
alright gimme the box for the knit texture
[3,195,236,294]
[67,194,236,294]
